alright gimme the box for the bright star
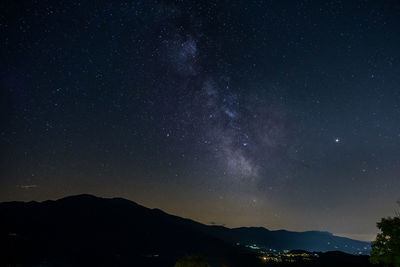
[335,138,340,143]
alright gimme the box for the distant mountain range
[0,194,372,266]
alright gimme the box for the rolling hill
[0,194,372,266]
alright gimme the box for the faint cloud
[17,184,38,189]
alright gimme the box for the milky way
[160,12,293,184]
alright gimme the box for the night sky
[1,0,400,242]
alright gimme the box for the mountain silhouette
[0,194,372,266]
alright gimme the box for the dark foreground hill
[0,194,373,267]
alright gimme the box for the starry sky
[1,0,400,242]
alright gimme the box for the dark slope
[1,194,246,266]
[0,195,370,266]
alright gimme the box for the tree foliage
[370,209,400,267]
[174,255,210,267]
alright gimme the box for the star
[335,138,340,143]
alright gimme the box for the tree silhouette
[174,255,210,267]
[370,203,400,266]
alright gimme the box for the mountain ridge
[0,194,368,242]
[0,194,371,266]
